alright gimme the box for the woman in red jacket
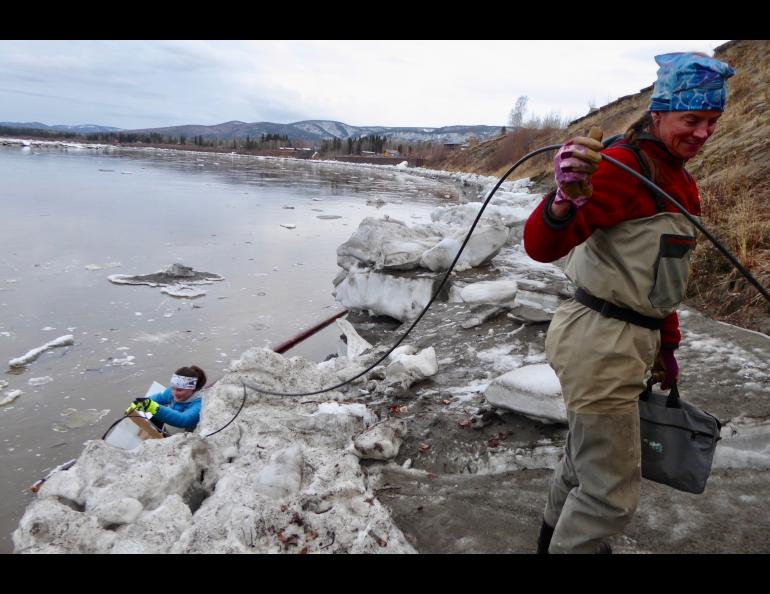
[523,52,735,554]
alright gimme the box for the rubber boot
[536,519,555,554]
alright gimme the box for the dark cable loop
[101,414,156,440]
[202,382,248,438]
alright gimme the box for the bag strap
[665,382,681,408]
[639,377,681,408]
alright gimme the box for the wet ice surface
[0,144,475,552]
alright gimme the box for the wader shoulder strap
[602,134,665,213]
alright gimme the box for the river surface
[0,144,471,552]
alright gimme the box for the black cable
[101,414,155,440]
[202,382,248,438]
[602,154,770,304]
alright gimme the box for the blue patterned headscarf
[649,52,735,112]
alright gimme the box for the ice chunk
[334,269,445,322]
[9,335,75,368]
[28,376,53,387]
[1,389,23,406]
[484,364,567,424]
[509,289,563,322]
[461,280,518,306]
[420,225,508,272]
[352,419,407,460]
[336,317,373,359]
[385,347,438,390]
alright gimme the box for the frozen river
[0,143,474,552]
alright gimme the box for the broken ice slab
[509,289,564,322]
[484,364,567,425]
[336,216,443,272]
[419,225,508,272]
[334,269,449,322]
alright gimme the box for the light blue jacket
[148,387,203,430]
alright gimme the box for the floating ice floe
[0,137,110,150]
[52,408,111,432]
[108,263,223,288]
[109,355,136,366]
[28,376,53,387]
[484,363,567,425]
[9,335,75,368]
[280,224,296,229]
[160,285,207,299]
[1,389,23,407]
[108,264,222,301]
[84,262,121,271]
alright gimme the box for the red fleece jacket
[523,137,701,348]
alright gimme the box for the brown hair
[175,365,207,391]
[623,111,658,182]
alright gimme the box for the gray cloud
[0,40,729,130]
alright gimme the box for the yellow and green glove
[125,398,160,416]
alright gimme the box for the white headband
[170,374,198,390]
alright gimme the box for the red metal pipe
[272,309,348,354]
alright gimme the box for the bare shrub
[687,163,770,329]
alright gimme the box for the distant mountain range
[127,120,503,143]
[0,121,122,134]
[0,120,503,144]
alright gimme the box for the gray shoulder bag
[638,379,722,494]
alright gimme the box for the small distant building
[384,149,401,157]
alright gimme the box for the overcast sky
[0,40,729,130]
